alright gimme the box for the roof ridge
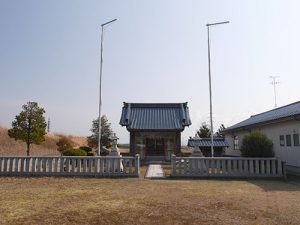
[123,102,187,104]
[123,102,188,108]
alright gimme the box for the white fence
[171,155,286,178]
[0,155,140,177]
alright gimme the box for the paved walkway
[145,164,165,179]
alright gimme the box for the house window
[234,136,239,150]
[293,133,299,146]
[286,135,292,147]
[279,135,285,146]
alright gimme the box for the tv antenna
[270,76,280,108]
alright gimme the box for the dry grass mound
[0,126,87,156]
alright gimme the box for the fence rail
[0,155,140,177]
[171,155,286,178]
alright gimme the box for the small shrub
[62,148,87,156]
[79,146,94,156]
[240,132,274,157]
[56,136,73,154]
[79,146,92,153]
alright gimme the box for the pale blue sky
[1,0,300,143]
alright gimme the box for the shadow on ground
[247,175,300,192]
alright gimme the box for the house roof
[188,137,229,147]
[119,102,192,131]
[225,101,300,132]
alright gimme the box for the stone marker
[109,133,123,172]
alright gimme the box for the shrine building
[119,102,191,161]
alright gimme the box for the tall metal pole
[206,21,229,157]
[207,25,214,157]
[98,19,117,156]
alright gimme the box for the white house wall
[224,120,300,168]
[225,131,248,156]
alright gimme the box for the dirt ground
[0,175,300,225]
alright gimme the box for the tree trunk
[26,142,30,156]
[27,117,31,156]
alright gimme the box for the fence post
[25,158,30,174]
[135,154,140,177]
[282,161,287,180]
[171,154,176,176]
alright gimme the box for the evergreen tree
[216,124,226,137]
[87,115,113,149]
[8,102,47,156]
[196,123,211,138]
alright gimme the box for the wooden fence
[0,155,140,177]
[171,155,286,178]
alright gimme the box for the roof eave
[126,128,184,132]
[224,115,298,133]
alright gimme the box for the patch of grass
[139,166,148,178]
[162,164,172,176]
[0,177,300,225]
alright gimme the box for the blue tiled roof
[119,102,192,131]
[225,101,300,132]
[188,137,229,147]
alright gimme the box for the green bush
[240,132,274,157]
[79,146,92,153]
[79,146,94,156]
[62,148,87,156]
